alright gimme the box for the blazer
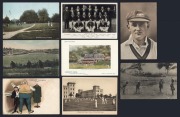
[33,85,42,103]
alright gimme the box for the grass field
[3,67,59,77]
[4,23,59,39]
[120,73,177,99]
[3,24,33,32]
[69,63,110,69]
[63,98,116,111]
[12,23,59,39]
[3,53,59,67]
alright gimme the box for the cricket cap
[126,10,151,22]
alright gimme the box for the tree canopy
[69,45,111,63]
[157,63,176,75]
[19,8,58,23]
[20,10,39,23]
[3,16,10,24]
[38,8,49,23]
[51,13,59,22]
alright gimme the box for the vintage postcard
[61,3,117,39]
[3,40,59,77]
[61,40,118,76]
[120,2,157,60]
[3,78,60,114]
[69,45,111,69]
[3,2,59,39]
[120,63,177,99]
[62,77,117,115]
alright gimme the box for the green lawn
[27,23,58,30]
[3,67,59,77]
[3,53,59,67]
[69,63,110,69]
[63,98,116,111]
[4,23,59,39]
[3,24,33,32]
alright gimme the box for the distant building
[63,82,76,99]
[79,53,106,64]
[3,48,13,55]
[78,85,103,98]
[84,53,105,61]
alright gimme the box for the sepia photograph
[3,40,59,77]
[62,77,117,115]
[3,78,60,114]
[61,3,117,39]
[3,2,59,39]
[120,63,177,99]
[61,40,118,76]
[69,45,111,69]
[120,2,157,60]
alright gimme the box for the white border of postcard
[61,3,118,39]
[3,78,60,115]
[61,40,118,76]
[62,77,118,115]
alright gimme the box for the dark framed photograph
[120,2,157,60]
[61,3,117,39]
[120,63,177,99]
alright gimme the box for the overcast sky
[3,40,59,50]
[3,2,59,20]
[63,77,117,96]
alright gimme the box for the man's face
[14,87,18,92]
[127,21,149,41]
[107,7,110,11]
[101,19,105,24]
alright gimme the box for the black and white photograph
[3,2,59,39]
[61,3,117,39]
[120,3,157,60]
[61,40,118,76]
[3,78,60,114]
[120,63,177,99]
[62,77,117,115]
[3,40,59,77]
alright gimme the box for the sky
[3,40,59,50]
[3,3,59,20]
[63,77,117,96]
[69,45,109,51]
[121,63,177,74]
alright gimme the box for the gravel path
[3,24,35,39]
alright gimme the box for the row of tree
[8,59,59,69]
[120,63,177,76]
[3,8,59,24]
[69,45,111,63]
